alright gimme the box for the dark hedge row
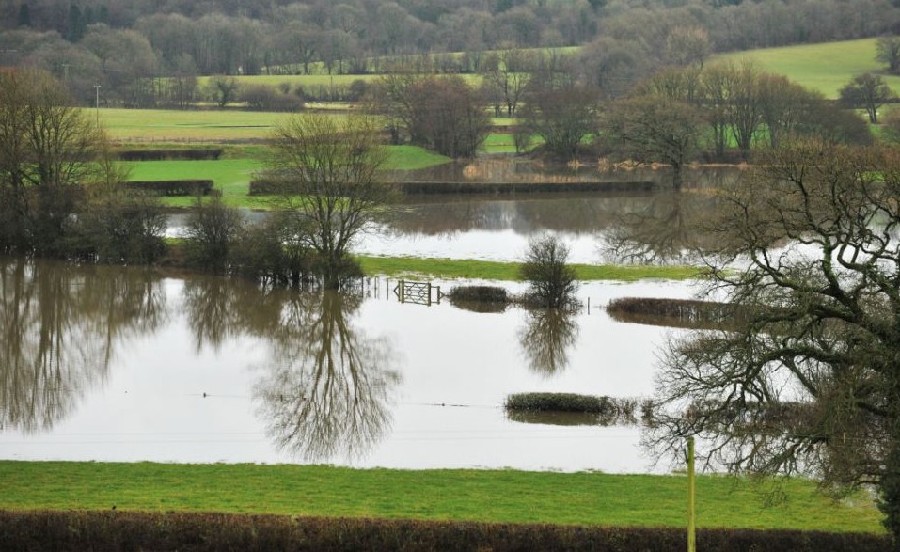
[248,179,656,197]
[117,149,223,161]
[125,180,215,196]
[0,511,889,551]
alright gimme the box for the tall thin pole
[94,84,101,125]
[687,435,696,552]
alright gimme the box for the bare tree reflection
[252,291,400,462]
[0,258,165,433]
[605,171,737,264]
[518,308,578,375]
[182,277,245,353]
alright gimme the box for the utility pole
[94,84,101,125]
[687,435,696,552]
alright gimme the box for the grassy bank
[0,461,882,533]
[358,256,703,281]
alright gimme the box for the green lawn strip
[358,256,702,281]
[380,145,451,170]
[0,462,880,532]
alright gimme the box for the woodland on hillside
[2,0,899,105]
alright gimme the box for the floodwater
[168,166,737,264]
[0,258,696,473]
[4,167,739,472]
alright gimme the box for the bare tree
[207,74,239,107]
[520,234,578,309]
[645,141,900,539]
[876,35,900,74]
[481,49,532,117]
[839,72,896,124]
[520,71,598,160]
[0,68,104,256]
[602,96,704,189]
[262,113,393,289]
[666,25,710,69]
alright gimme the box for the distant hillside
[714,38,900,100]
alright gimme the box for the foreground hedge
[0,511,888,551]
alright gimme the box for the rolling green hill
[713,38,900,99]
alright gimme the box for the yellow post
[687,435,696,552]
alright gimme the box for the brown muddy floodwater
[0,258,697,473]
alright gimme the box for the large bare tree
[646,141,900,539]
[0,68,104,256]
[262,113,392,289]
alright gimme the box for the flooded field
[4,170,739,472]
[0,259,696,472]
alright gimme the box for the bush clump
[505,393,648,426]
[505,392,616,414]
[448,285,510,312]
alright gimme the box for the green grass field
[0,462,881,532]
[98,108,291,142]
[358,256,702,282]
[713,38,900,99]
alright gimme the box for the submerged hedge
[0,511,889,551]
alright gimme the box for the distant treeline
[1,0,897,106]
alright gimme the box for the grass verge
[0,461,881,532]
[358,256,703,281]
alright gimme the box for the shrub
[183,197,245,273]
[520,234,578,308]
[448,285,509,303]
[505,392,615,414]
[240,84,304,112]
[447,285,510,312]
[70,187,166,264]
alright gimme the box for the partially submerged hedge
[607,297,741,330]
[506,392,620,414]
[447,285,510,312]
[505,393,648,426]
[0,511,889,551]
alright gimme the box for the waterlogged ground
[0,259,697,472]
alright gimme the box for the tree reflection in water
[0,258,165,433]
[518,308,578,375]
[605,171,737,264]
[182,278,401,462]
[253,291,400,462]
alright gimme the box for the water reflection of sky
[0,268,699,473]
[357,227,604,263]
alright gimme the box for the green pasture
[358,256,702,282]
[123,145,449,209]
[0,462,882,532]
[713,38,900,99]
[98,108,292,143]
